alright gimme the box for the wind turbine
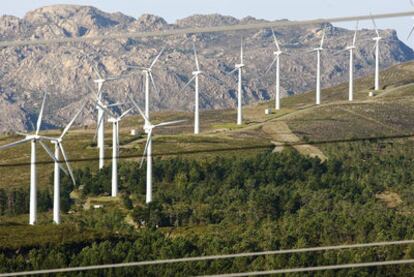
[228,38,245,125]
[311,28,326,105]
[96,102,132,197]
[128,95,185,204]
[264,29,285,110]
[0,93,63,225]
[49,101,86,224]
[346,21,359,101]
[92,66,123,169]
[129,47,165,121]
[371,16,382,91]
[180,42,203,134]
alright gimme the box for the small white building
[265,108,272,115]
[130,129,138,136]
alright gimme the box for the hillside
[0,4,413,132]
[1,59,414,190]
[1,59,414,275]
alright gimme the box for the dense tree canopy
[2,145,414,276]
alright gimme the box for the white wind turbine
[228,38,245,125]
[0,93,65,225]
[311,28,326,105]
[129,47,165,121]
[92,65,123,169]
[346,21,359,102]
[371,16,382,91]
[96,102,132,197]
[128,95,185,204]
[264,29,285,110]
[180,43,203,134]
[49,101,86,224]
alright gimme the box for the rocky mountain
[0,4,413,131]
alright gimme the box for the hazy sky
[2,0,414,47]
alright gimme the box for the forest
[1,142,414,276]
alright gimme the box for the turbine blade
[60,101,87,139]
[93,65,104,80]
[154,119,187,128]
[15,131,29,137]
[0,138,30,151]
[140,129,152,169]
[128,95,149,123]
[408,25,414,40]
[264,57,278,76]
[96,101,115,118]
[226,67,239,75]
[370,14,380,37]
[240,37,244,64]
[333,48,348,56]
[59,143,76,186]
[36,92,48,135]
[320,29,326,49]
[116,123,120,155]
[149,72,159,96]
[180,76,196,93]
[353,21,359,46]
[119,108,132,120]
[39,140,68,176]
[354,48,364,61]
[107,102,125,108]
[373,40,379,52]
[127,64,145,70]
[271,28,281,52]
[84,78,99,100]
[149,47,165,70]
[193,42,200,71]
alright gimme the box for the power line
[1,239,414,276]
[0,11,413,48]
[0,131,412,168]
[197,259,414,277]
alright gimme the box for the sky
[2,0,414,47]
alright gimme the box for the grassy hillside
[1,60,414,191]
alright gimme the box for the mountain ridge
[0,4,413,132]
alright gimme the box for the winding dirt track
[262,121,327,161]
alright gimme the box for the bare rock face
[176,14,239,28]
[0,5,413,132]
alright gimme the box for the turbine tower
[264,29,285,110]
[0,93,63,225]
[129,48,165,121]
[129,95,185,204]
[346,21,359,102]
[49,102,86,224]
[180,42,203,134]
[371,16,382,91]
[92,66,122,169]
[228,38,245,125]
[311,28,326,105]
[96,102,132,197]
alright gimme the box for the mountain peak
[131,14,168,31]
[176,14,239,28]
[24,5,134,29]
